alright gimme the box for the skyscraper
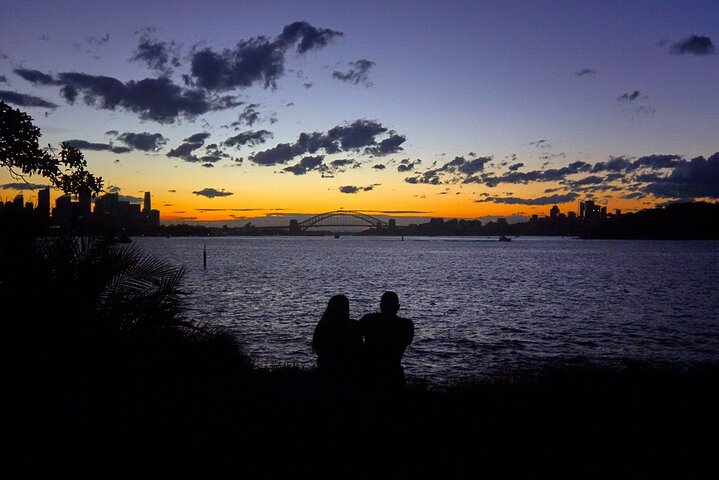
[37,187,50,218]
[143,192,151,213]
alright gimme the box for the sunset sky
[1,0,717,225]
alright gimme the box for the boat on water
[334,234,340,239]
[498,235,512,242]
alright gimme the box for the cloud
[372,163,386,170]
[189,21,342,91]
[1,182,50,190]
[251,142,307,165]
[15,69,242,123]
[131,33,181,74]
[167,132,212,162]
[332,59,375,86]
[323,158,361,176]
[0,90,57,109]
[670,35,715,55]
[192,188,234,198]
[237,103,261,127]
[627,154,682,171]
[480,161,591,187]
[397,158,421,172]
[115,132,168,151]
[508,162,524,171]
[250,119,405,165]
[224,129,273,148]
[366,132,406,156]
[0,75,7,84]
[643,153,719,198]
[405,156,493,185]
[65,139,131,154]
[282,155,325,175]
[618,90,641,102]
[476,193,580,205]
[339,184,378,194]
[575,68,597,76]
[591,156,632,172]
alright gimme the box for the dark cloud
[250,119,405,165]
[16,69,242,123]
[323,158,361,175]
[192,188,234,198]
[237,103,261,127]
[189,21,341,91]
[0,90,57,109]
[339,184,378,194]
[627,154,682,171]
[0,75,7,84]
[14,69,55,85]
[366,133,406,156]
[618,90,641,102]
[167,132,212,163]
[565,175,604,187]
[591,157,632,172]
[476,193,580,205]
[643,153,719,198]
[575,68,597,76]
[372,164,386,170]
[332,59,375,86]
[530,139,549,148]
[508,162,524,171]
[670,35,715,55]
[277,21,343,53]
[131,34,181,74]
[480,161,591,187]
[327,119,388,150]
[65,139,131,154]
[251,142,307,165]
[1,182,50,190]
[622,192,645,199]
[405,156,493,185]
[282,155,325,175]
[224,130,272,148]
[397,158,421,172]
[115,132,168,152]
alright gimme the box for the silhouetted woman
[312,294,363,383]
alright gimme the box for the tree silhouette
[0,101,103,195]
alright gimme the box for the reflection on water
[134,236,719,385]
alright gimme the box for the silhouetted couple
[312,291,414,390]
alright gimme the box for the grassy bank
[6,355,718,478]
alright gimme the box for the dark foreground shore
[6,359,718,479]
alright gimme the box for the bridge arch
[298,210,387,231]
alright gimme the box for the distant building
[37,187,50,219]
[143,191,151,213]
[580,200,600,220]
[550,205,560,219]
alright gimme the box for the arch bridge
[294,210,387,232]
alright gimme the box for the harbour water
[134,236,719,385]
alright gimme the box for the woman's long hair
[312,294,350,353]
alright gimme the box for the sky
[1,0,717,226]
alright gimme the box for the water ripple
[134,236,719,383]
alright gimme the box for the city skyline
[1,1,717,225]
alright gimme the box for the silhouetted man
[359,291,414,389]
